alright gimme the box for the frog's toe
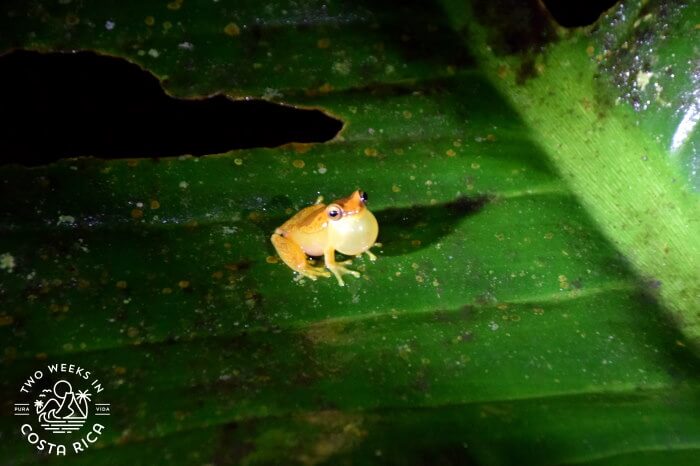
[300,266,331,281]
[328,265,360,286]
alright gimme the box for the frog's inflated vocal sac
[271,190,379,286]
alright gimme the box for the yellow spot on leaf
[318,83,333,94]
[292,159,305,169]
[50,303,70,313]
[558,275,569,289]
[150,200,160,210]
[131,208,144,219]
[291,143,312,154]
[446,149,456,157]
[178,280,190,289]
[65,14,80,27]
[145,16,155,26]
[248,212,262,222]
[0,315,14,326]
[116,280,128,289]
[224,22,240,37]
[266,256,279,264]
[364,147,378,157]
[317,38,331,49]
[167,0,183,10]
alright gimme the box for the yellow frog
[271,190,379,286]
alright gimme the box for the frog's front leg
[271,232,330,281]
[364,242,382,261]
[323,247,360,287]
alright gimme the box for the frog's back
[279,204,327,234]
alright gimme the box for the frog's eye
[327,204,343,221]
[359,191,368,203]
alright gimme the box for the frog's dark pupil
[329,210,339,217]
[360,191,368,202]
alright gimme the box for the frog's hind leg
[271,233,330,281]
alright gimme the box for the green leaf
[444,0,700,347]
[1,1,698,465]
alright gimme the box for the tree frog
[271,190,379,286]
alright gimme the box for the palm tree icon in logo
[35,380,91,434]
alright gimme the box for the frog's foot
[271,233,330,281]
[327,263,360,287]
[298,263,332,281]
[324,248,360,287]
[364,242,382,261]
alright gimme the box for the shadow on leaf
[376,195,490,256]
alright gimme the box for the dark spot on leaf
[516,57,538,85]
[213,422,256,466]
[542,0,619,27]
[460,331,474,342]
[0,50,343,167]
[411,371,431,394]
[469,0,557,56]
[223,260,252,273]
[413,443,479,466]
[646,279,662,289]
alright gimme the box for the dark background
[0,0,617,166]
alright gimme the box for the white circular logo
[13,362,111,456]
